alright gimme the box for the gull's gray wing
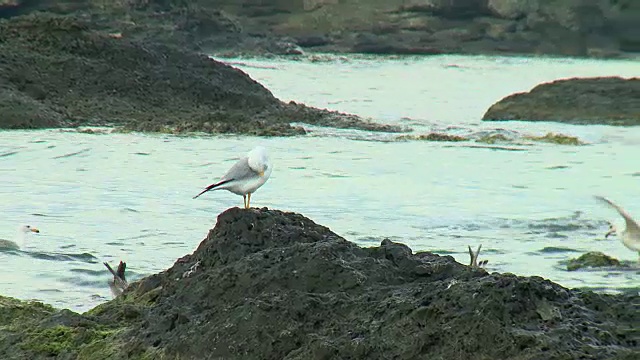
[468,244,483,268]
[104,262,119,278]
[222,156,259,182]
[193,156,260,199]
[594,196,640,234]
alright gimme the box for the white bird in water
[193,146,272,209]
[594,195,640,262]
[0,225,40,250]
[104,261,128,298]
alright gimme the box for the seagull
[193,146,272,209]
[594,195,640,262]
[468,244,488,268]
[104,261,128,298]
[0,225,40,250]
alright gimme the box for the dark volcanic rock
[1,208,639,359]
[482,77,640,126]
[2,0,639,58]
[0,12,404,134]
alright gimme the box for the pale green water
[1,54,639,312]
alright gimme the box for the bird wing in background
[594,196,640,235]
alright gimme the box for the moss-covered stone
[0,296,55,327]
[396,132,468,142]
[475,133,511,144]
[0,295,130,359]
[567,251,622,271]
[21,326,76,356]
[524,132,584,145]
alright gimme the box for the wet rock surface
[1,208,639,359]
[482,77,640,126]
[0,12,403,134]
[566,251,628,271]
[1,0,639,58]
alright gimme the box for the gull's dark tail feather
[193,178,234,199]
[116,261,126,282]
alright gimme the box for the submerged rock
[524,133,584,145]
[566,251,623,271]
[475,133,512,144]
[0,12,403,135]
[482,77,640,126]
[1,208,639,359]
[396,132,468,142]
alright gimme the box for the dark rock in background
[482,77,640,126]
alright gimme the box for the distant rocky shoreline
[0,207,637,359]
[1,0,638,59]
[1,2,638,134]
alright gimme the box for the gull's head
[605,222,617,238]
[20,225,40,234]
[248,146,271,177]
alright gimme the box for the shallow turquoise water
[1,54,639,312]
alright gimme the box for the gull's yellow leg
[246,193,252,209]
[243,194,247,209]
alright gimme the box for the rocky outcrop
[1,208,638,359]
[482,77,640,126]
[566,251,624,271]
[1,0,638,58]
[0,12,403,134]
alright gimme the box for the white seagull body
[0,225,40,250]
[594,195,640,261]
[193,146,272,209]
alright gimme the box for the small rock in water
[524,132,584,146]
[566,251,621,271]
[396,132,468,142]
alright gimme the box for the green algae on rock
[566,251,622,271]
[0,13,405,136]
[1,208,639,359]
[396,132,468,142]
[524,132,585,145]
[475,133,512,144]
[0,295,128,359]
[482,77,640,126]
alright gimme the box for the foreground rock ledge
[482,77,640,126]
[0,13,403,135]
[1,208,638,359]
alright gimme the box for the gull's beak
[605,229,615,238]
[258,171,265,177]
[30,227,40,233]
